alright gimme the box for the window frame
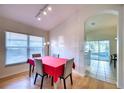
[5,31,45,66]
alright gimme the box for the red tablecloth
[27,56,75,82]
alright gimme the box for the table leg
[29,64,32,77]
[32,65,34,72]
[51,76,53,86]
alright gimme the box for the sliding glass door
[89,41,99,61]
[99,41,110,61]
[86,40,110,62]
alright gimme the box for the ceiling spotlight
[37,17,41,21]
[48,6,52,11]
[35,5,52,21]
[43,11,47,15]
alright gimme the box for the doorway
[84,13,118,84]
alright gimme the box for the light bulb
[43,11,47,15]
[43,43,46,46]
[37,17,41,21]
[48,6,52,11]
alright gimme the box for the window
[5,32,45,65]
[29,36,44,57]
[6,32,28,65]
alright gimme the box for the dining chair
[52,54,59,58]
[110,54,117,68]
[34,59,47,89]
[60,58,74,89]
[32,53,41,72]
[28,53,41,77]
[32,53,41,58]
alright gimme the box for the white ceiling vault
[0,5,118,31]
[0,4,80,31]
[85,13,118,31]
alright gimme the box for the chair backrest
[114,54,117,57]
[35,59,44,75]
[32,53,41,58]
[63,58,74,78]
[111,54,117,59]
[52,54,59,58]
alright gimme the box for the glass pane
[5,32,28,65]
[6,48,27,65]
[85,42,90,52]
[29,35,44,57]
[29,36,43,47]
[6,32,28,47]
[89,41,99,60]
[99,41,110,61]
[87,40,110,62]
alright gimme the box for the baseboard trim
[73,70,86,77]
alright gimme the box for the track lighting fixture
[35,4,52,21]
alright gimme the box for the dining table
[27,56,75,88]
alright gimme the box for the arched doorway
[84,11,118,84]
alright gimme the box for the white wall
[86,26,117,55]
[0,16,49,78]
[118,5,124,88]
[49,5,124,88]
[50,12,85,75]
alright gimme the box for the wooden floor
[0,70,117,89]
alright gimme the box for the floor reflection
[86,60,116,84]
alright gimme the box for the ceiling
[0,4,80,31]
[85,13,118,31]
[0,5,118,32]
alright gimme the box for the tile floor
[86,60,117,84]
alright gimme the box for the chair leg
[34,73,38,84]
[32,65,34,73]
[70,74,73,85]
[114,60,116,68]
[29,64,32,77]
[51,76,53,86]
[60,78,61,81]
[46,74,48,78]
[40,76,44,89]
[63,78,66,89]
[110,59,112,65]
